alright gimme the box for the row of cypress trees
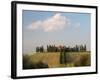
[36,44,87,53]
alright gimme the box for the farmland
[23,51,91,69]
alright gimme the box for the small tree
[84,44,87,51]
[36,47,39,52]
[40,46,44,52]
[75,45,79,52]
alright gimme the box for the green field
[23,52,91,69]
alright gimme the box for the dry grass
[23,52,91,69]
[24,52,60,68]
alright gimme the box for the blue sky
[22,10,91,54]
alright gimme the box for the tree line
[36,44,87,53]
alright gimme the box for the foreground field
[23,52,90,69]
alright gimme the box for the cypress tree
[60,51,63,64]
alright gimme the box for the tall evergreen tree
[36,47,39,52]
[84,44,87,51]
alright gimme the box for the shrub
[23,55,49,69]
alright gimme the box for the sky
[22,10,91,54]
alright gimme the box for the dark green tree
[36,47,39,52]
[83,44,87,51]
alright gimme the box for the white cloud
[28,21,41,30]
[27,13,70,32]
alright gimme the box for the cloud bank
[28,13,70,32]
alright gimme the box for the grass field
[23,52,91,69]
